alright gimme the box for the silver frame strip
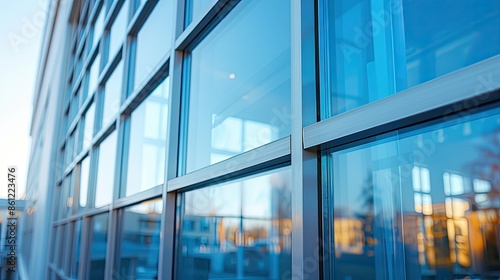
[304,55,500,149]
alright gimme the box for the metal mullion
[113,185,162,209]
[82,205,110,218]
[126,0,158,36]
[174,0,235,51]
[168,136,291,192]
[159,0,184,275]
[304,54,500,150]
[104,207,118,279]
[77,217,90,280]
[120,54,170,116]
[290,0,322,279]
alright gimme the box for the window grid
[47,0,500,279]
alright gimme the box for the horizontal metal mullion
[167,136,291,192]
[120,54,170,116]
[81,205,112,218]
[126,0,158,36]
[304,55,500,149]
[113,185,162,209]
[174,0,234,51]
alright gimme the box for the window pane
[320,0,500,118]
[176,167,292,279]
[124,78,169,197]
[92,6,105,48]
[184,0,214,27]
[89,213,109,279]
[88,53,101,97]
[323,107,500,279]
[132,0,174,93]
[108,5,127,60]
[83,102,95,150]
[116,199,162,279]
[71,219,83,278]
[79,156,90,211]
[102,61,123,128]
[184,0,291,173]
[95,131,117,207]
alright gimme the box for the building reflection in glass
[176,167,292,279]
[114,198,162,279]
[324,107,500,279]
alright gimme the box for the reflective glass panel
[102,61,123,128]
[184,0,214,27]
[184,0,291,173]
[176,167,292,279]
[89,213,109,279]
[71,219,82,278]
[108,4,127,61]
[132,0,174,93]
[92,6,105,48]
[323,107,500,279]
[95,131,117,207]
[83,102,95,150]
[88,53,101,97]
[115,199,163,279]
[320,0,500,118]
[124,78,169,197]
[79,156,90,211]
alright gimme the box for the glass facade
[320,0,500,118]
[182,0,291,174]
[176,167,292,279]
[123,78,169,197]
[114,199,163,279]
[35,0,499,279]
[323,107,500,279]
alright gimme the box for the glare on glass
[320,0,500,118]
[124,78,169,197]
[323,107,500,279]
[102,61,123,128]
[184,0,291,173]
[176,167,292,279]
[95,131,117,207]
[88,53,101,97]
[79,156,90,211]
[83,102,95,150]
[115,199,163,279]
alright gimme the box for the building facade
[23,0,500,279]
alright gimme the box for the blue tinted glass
[132,0,174,93]
[176,167,292,279]
[71,219,82,278]
[116,199,162,279]
[184,0,291,173]
[90,213,109,279]
[95,131,117,207]
[124,78,169,197]
[321,0,500,118]
[92,7,105,48]
[108,4,127,61]
[324,107,500,279]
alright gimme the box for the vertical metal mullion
[159,0,185,278]
[291,0,322,280]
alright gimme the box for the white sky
[0,0,48,198]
